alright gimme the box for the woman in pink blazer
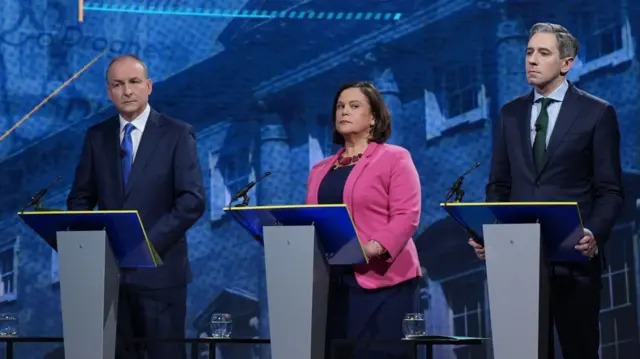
[306,81,422,359]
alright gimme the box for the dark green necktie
[533,98,555,173]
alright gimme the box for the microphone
[534,123,541,132]
[119,148,125,158]
[444,162,480,203]
[20,175,62,214]
[226,172,273,244]
[232,171,272,207]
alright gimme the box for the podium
[440,202,586,359]
[224,204,368,359]
[19,210,162,359]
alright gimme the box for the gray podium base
[483,223,549,359]
[57,230,120,359]
[263,225,329,359]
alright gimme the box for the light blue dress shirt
[529,79,568,147]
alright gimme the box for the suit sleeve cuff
[584,228,594,238]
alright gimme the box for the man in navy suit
[67,54,206,359]
[469,23,624,359]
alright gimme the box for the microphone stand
[442,163,482,241]
[443,162,480,204]
[235,193,251,208]
[20,176,62,215]
[444,178,466,203]
[225,172,272,242]
[453,184,465,203]
[232,172,271,208]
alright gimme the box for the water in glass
[210,313,232,338]
[402,313,425,338]
[0,314,18,337]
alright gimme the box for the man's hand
[575,231,598,258]
[468,238,485,260]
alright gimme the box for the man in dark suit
[67,54,206,359]
[469,23,624,359]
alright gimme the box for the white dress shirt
[119,104,151,162]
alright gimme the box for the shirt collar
[533,79,569,103]
[119,104,151,133]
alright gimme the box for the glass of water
[402,313,425,338]
[0,314,18,337]
[210,313,232,338]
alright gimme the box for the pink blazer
[306,142,422,290]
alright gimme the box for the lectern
[224,204,368,359]
[20,210,162,359]
[440,202,585,359]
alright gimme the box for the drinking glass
[210,313,232,338]
[0,314,18,337]
[402,312,425,338]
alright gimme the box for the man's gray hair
[105,54,149,83]
[529,23,579,59]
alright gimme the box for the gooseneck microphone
[232,171,272,207]
[20,175,62,214]
[444,162,480,203]
[226,171,273,243]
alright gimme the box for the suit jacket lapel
[104,117,125,201]
[343,142,381,210]
[124,110,165,199]
[536,84,582,176]
[518,92,536,175]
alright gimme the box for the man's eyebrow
[111,77,142,83]
[527,46,552,52]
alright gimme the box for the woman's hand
[364,240,387,258]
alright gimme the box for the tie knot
[124,123,135,135]
[537,97,555,109]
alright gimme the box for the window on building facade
[581,13,624,62]
[425,59,489,141]
[568,14,633,82]
[599,224,638,359]
[209,148,256,221]
[0,237,18,302]
[442,268,487,359]
[438,64,480,119]
[223,150,256,203]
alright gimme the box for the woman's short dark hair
[331,81,392,145]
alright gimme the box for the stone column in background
[256,109,291,359]
[258,112,292,205]
[352,50,406,147]
[372,66,405,147]
[359,49,405,147]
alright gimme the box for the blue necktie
[121,123,134,188]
